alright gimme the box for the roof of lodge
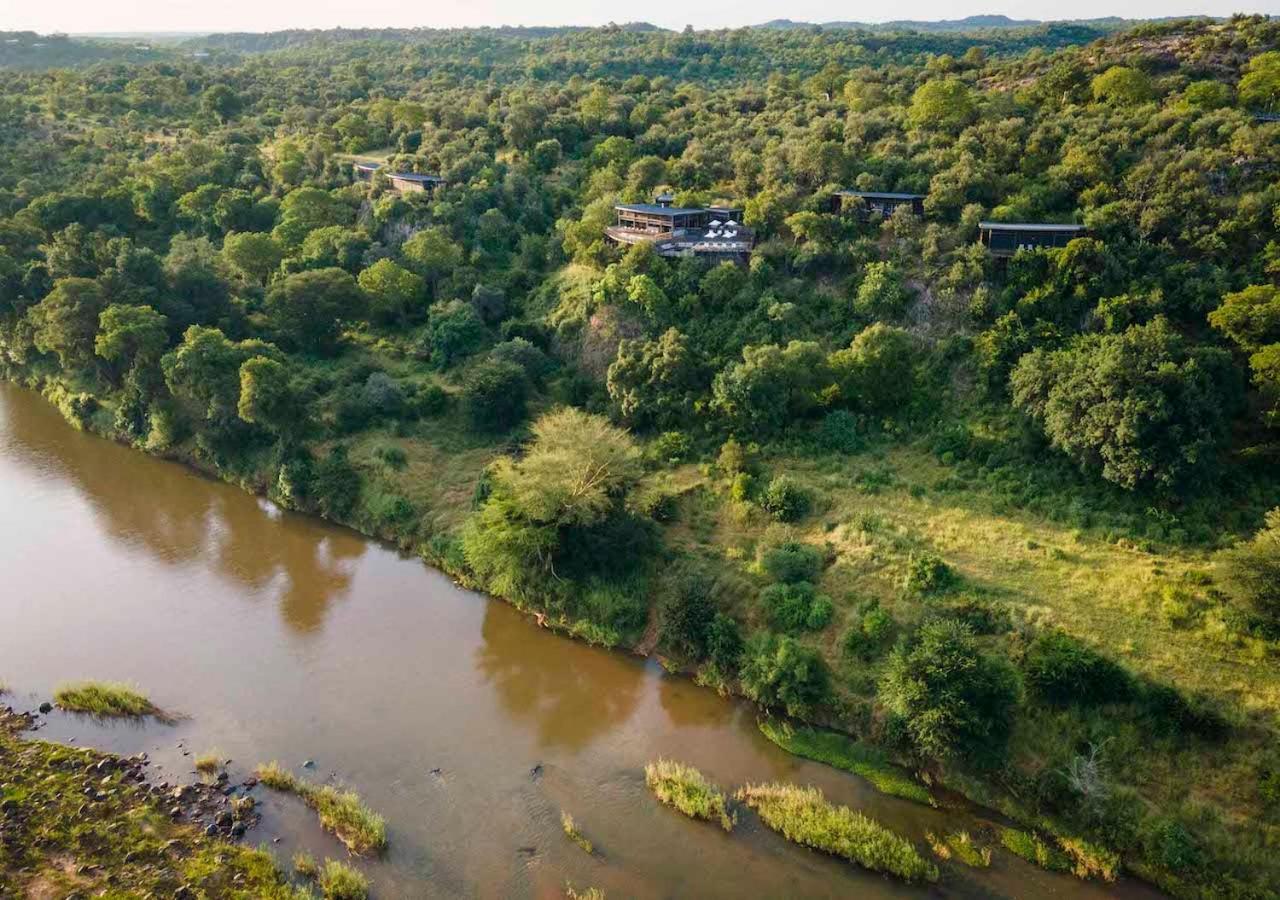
[978,221,1086,232]
[353,161,383,169]
[616,203,711,216]
[836,190,926,200]
[389,172,446,183]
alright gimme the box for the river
[0,383,1157,898]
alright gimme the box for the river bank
[0,379,1168,898]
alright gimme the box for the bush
[740,632,830,717]
[729,472,754,502]
[1216,508,1280,633]
[660,574,716,661]
[735,782,938,882]
[1142,818,1201,872]
[361,371,405,417]
[310,445,361,520]
[843,600,894,659]
[903,552,955,595]
[817,409,863,453]
[1022,630,1133,706]
[489,337,553,384]
[879,619,1021,765]
[375,445,408,469]
[410,382,449,417]
[761,475,810,522]
[462,359,527,433]
[761,540,824,583]
[717,437,752,476]
[1140,684,1229,741]
[705,613,744,673]
[760,581,833,633]
[422,299,487,368]
[651,430,691,463]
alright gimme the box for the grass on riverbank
[927,829,991,867]
[0,709,305,898]
[735,782,938,883]
[644,758,734,831]
[195,750,224,774]
[758,719,934,806]
[255,761,387,855]
[318,858,369,900]
[561,811,595,854]
[53,680,161,718]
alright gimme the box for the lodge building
[352,162,446,194]
[978,221,1086,257]
[606,197,754,262]
[831,190,926,218]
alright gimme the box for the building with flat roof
[978,222,1086,257]
[352,162,445,193]
[352,161,382,180]
[832,190,926,218]
[606,197,754,262]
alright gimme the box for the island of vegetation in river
[1,14,1280,899]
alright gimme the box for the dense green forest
[3,15,1280,897]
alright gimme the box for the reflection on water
[475,600,643,752]
[0,385,363,635]
[0,382,1163,900]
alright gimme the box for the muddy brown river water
[0,383,1161,898]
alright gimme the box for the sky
[3,0,1277,35]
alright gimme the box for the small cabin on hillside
[387,172,446,193]
[606,196,754,263]
[832,190,926,218]
[352,161,382,180]
[978,222,1086,257]
[1254,113,1280,124]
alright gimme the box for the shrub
[644,759,734,830]
[735,783,938,882]
[843,600,894,659]
[760,582,832,633]
[361,371,406,417]
[651,430,691,463]
[879,619,1021,765]
[462,359,527,433]
[729,472,754,502]
[318,859,369,900]
[310,445,361,520]
[761,475,810,522]
[1142,819,1201,873]
[1140,684,1229,741]
[54,681,158,718]
[375,445,408,469]
[1216,508,1280,633]
[489,337,553,384]
[660,574,716,660]
[817,409,862,453]
[422,299,487,368]
[739,632,830,717]
[410,382,450,417]
[903,552,955,594]
[761,540,823,583]
[1022,630,1133,706]
[705,613,744,673]
[717,437,751,476]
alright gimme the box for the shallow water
[0,383,1159,898]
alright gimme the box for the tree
[222,231,283,285]
[95,304,167,376]
[879,619,1021,765]
[1011,318,1242,491]
[238,355,302,439]
[402,227,463,298]
[162,325,278,430]
[1091,66,1155,106]
[711,341,831,437]
[739,633,830,718]
[264,268,366,355]
[28,277,107,368]
[423,299,486,368]
[853,261,911,320]
[1209,284,1280,351]
[295,226,370,273]
[1238,50,1280,111]
[607,328,704,430]
[829,324,918,417]
[908,79,976,131]
[462,359,528,433]
[1217,508,1280,632]
[272,187,353,249]
[200,84,242,122]
[358,258,424,324]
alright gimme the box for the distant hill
[756,15,1186,33]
